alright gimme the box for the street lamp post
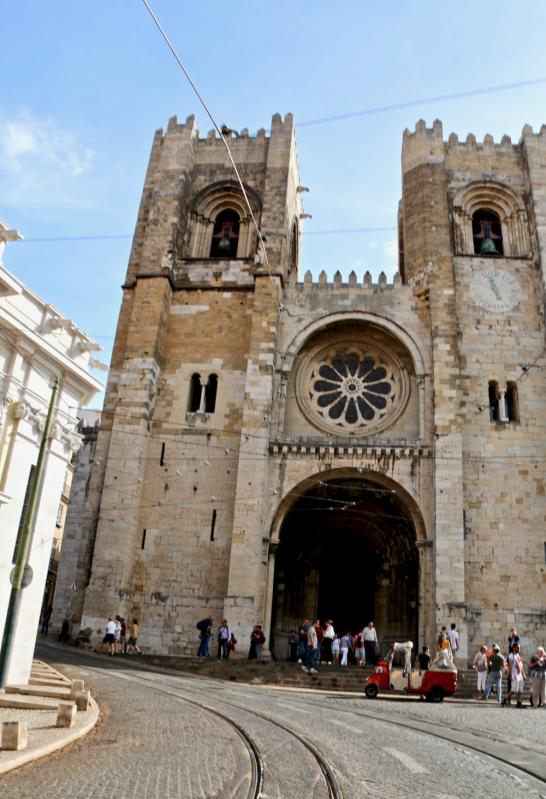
[0,378,59,689]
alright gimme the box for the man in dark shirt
[417,646,431,673]
[483,644,506,703]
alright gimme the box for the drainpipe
[0,378,59,689]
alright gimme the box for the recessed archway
[269,472,425,659]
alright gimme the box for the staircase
[130,654,522,700]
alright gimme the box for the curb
[0,695,100,776]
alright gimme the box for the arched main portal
[270,474,422,659]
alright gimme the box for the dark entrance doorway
[271,477,418,659]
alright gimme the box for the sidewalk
[0,659,99,775]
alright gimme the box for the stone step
[5,684,72,700]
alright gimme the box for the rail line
[66,656,342,799]
[41,645,545,793]
[304,695,546,786]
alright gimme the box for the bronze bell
[480,237,499,255]
[217,236,232,251]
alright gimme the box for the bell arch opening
[270,475,420,659]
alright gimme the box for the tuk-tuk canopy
[392,641,413,673]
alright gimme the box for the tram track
[303,695,546,786]
[64,655,343,799]
[37,644,546,794]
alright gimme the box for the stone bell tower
[78,113,302,651]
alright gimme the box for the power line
[18,226,398,244]
[298,77,546,128]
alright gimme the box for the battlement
[296,269,405,290]
[402,119,546,165]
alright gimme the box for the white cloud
[0,111,95,177]
[383,239,398,258]
[0,109,95,211]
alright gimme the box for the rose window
[296,342,408,435]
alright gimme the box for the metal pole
[0,378,59,689]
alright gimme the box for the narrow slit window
[188,373,202,412]
[141,529,147,550]
[160,442,166,466]
[210,509,217,541]
[488,381,499,422]
[505,382,519,422]
[204,374,218,413]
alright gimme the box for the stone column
[261,542,278,660]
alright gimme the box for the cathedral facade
[74,113,546,662]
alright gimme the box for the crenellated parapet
[296,269,404,289]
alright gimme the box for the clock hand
[487,273,501,300]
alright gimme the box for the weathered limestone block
[57,701,77,728]
[75,689,91,711]
[70,678,85,697]
[1,720,28,750]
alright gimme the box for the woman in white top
[322,621,335,665]
[473,644,488,698]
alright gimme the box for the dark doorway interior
[271,477,418,658]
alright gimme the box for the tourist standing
[302,622,318,674]
[313,619,324,665]
[197,616,213,658]
[448,623,459,658]
[332,634,340,665]
[340,631,352,667]
[473,645,488,699]
[363,622,379,666]
[40,605,53,635]
[483,644,505,704]
[417,646,431,674]
[297,620,309,663]
[504,643,525,707]
[126,619,141,654]
[506,627,520,694]
[288,629,298,662]
[218,619,233,659]
[104,616,117,657]
[249,625,265,662]
[529,646,546,708]
[322,620,335,665]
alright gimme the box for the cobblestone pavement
[3,646,546,799]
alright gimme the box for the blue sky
[3,1,546,407]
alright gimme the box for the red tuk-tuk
[364,641,457,702]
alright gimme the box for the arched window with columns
[186,180,261,259]
[452,181,530,258]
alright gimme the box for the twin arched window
[188,373,218,414]
[187,181,262,259]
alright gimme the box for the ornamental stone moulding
[295,338,410,437]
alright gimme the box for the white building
[0,220,102,685]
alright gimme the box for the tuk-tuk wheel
[365,684,379,699]
[427,686,444,703]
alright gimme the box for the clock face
[470,267,521,313]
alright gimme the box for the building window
[56,503,63,527]
[209,209,240,258]
[289,220,299,272]
[188,373,202,412]
[488,381,499,422]
[204,374,218,413]
[187,373,219,415]
[452,181,530,258]
[488,380,519,423]
[505,382,519,422]
[472,210,503,255]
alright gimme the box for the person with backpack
[196,616,213,658]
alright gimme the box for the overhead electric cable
[298,77,546,128]
[139,0,278,306]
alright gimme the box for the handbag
[228,634,237,650]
